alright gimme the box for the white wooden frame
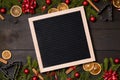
[28,6,95,73]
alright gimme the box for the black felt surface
[33,11,90,67]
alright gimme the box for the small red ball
[94,0,99,2]
[114,58,120,64]
[24,68,30,74]
[90,16,96,22]
[82,1,89,6]
[32,76,38,80]
[67,78,72,80]
[74,72,80,78]
[0,8,6,14]
[65,0,71,5]
[41,6,46,11]
[46,0,52,5]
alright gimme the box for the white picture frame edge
[28,6,95,73]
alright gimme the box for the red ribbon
[22,0,36,14]
[103,70,118,80]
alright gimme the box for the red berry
[24,68,30,74]
[82,1,89,6]
[74,72,80,78]
[32,76,38,80]
[65,0,71,5]
[90,16,96,22]
[94,0,99,2]
[0,8,6,14]
[46,0,52,5]
[114,58,120,64]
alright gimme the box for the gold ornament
[57,3,69,11]
[113,0,120,8]
[48,8,59,13]
[10,5,22,17]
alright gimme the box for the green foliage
[17,56,39,80]
[0,0,98,18]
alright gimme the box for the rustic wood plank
[91,29,120,50]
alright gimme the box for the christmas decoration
[41,6,47,11]
[0,58,7,64]
[94,0,99,3]
[32,76,38,80]
[67,78,72,80]
[87,0,100,12]
[74,72,80,78]
[22,0,37,14]
[103,70,119,80]
[57,3,69,11]
[0,56,119,80]
[10,5,22,17]
[32,68,44,80]
[90,16,96,22]
[0,62,21,80]
[83,62,94,71]
[46,0,52,5]
[65,66,76,74]
[89,62,101,75]
[114,58,120,64]
[112,0,120,8]
[65,0,71,5]
[0,8,6,14]
[17,56,39,80]
[0,14,5,20]
[24,68,30,74]
[48,8,59,13]
[2,50,12,60]
[82,0,89,6]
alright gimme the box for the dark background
[0,6,120,66]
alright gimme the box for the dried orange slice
[90,62,101,75]
[2,50,12,60]
[48,8,59,13]
[113,0,120,8]
[57,3,69,11]
[10,5,22,17]
[83,62,94,71]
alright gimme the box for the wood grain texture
[0,6,120,64]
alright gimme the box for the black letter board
[28,6,95,73]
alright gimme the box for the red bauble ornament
[114,58,120,64]
[46,0,52,5]
[74,72,80,78]
[94,0,99,2]
[41,6,46,11]
[67,78,72,80]
[82,1,89,6]
[24,68,30,74]
[0,8,6,14]
[90,16,96,22]
[65,0,71,5]
[32,76,38,80]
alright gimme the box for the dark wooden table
[0,6,120,65]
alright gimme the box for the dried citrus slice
[48,8,59,13]
[113,0,120,8]
[10,5,22,17]
[57,3,69,11]
[2,50,12,60]
[83,62,94,71]
[90,62,101,75]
